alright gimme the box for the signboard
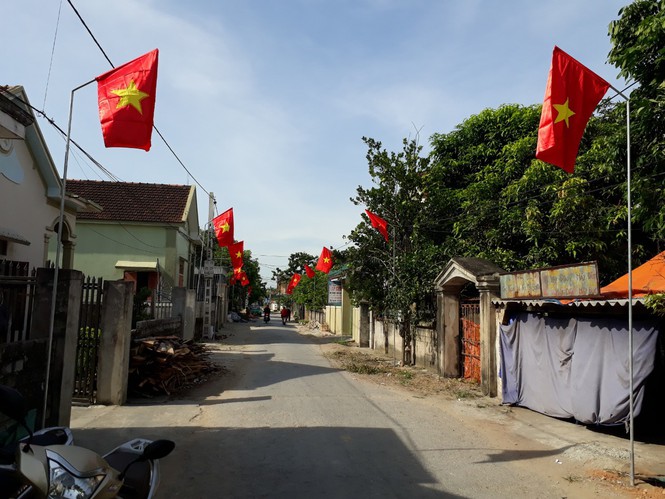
[500,262,599,300]
[203,260,214,278]
[328,280,342,305]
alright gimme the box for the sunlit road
[71,318,604,498]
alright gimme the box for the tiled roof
[67,180,192,224]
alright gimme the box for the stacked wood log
[128,335,224,397]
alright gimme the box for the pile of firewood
[128,335,224,397]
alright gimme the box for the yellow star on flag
[553,98,575,127]
[219,222,230,233]
[111,80,149,113]
[234,267,242,275]
[323,257,330,263]
[235,251,242,258]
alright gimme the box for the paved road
[70,320,656,498]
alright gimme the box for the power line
[43,0,64,110]
[65,0,211,197]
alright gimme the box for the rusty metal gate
[73,276,103,405]
[460,301,481,382]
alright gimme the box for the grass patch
[345,361,385,375]
[325,346,483,399]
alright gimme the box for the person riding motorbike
[263,305,270,323]
[280,307,288,325]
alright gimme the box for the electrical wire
[3,88,206,257]
[65,0,211,197]
[43,0,64,111]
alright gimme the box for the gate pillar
[97,280,133,405]
[438,291,461,377]
[478,276,501,397]
[32,268,83,427]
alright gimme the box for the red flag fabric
[365,209,389,243]
[304,264,315,279]
[229,241,244,269]
[536,46,610,173]
[315,247,333,274]
[238,271,250,287]
[286,273,301,294]
[96,49,159,151]
[212,208,234,247]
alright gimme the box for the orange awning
[601,251,665,298]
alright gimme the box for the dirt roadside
[293,324,665,498]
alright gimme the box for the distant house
[0,86,98,272]
[66,180,201,295]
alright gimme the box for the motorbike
[0,385,74,469]
[0,384,175,498]
[263,310,270,323]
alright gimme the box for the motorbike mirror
[141,439,175,461]
[119,440,175,480]
[0,385,29,423]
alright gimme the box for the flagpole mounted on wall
[43,78,95,428]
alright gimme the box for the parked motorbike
[0,384,175,498]
[0,385,74,466]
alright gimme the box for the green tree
[609,0,665,247]
[346,137,436,364]
[609,0,665,313]
[426,102,640,281]
[272,252,316,287]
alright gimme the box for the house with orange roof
[66,180,201,296]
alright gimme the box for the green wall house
[65,180,201,296]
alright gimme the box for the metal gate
[73,276,103,405]
[0,260,35,343]
[460,302,481,382]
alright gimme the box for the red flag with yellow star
[212,208,234,247]
[315,247,333,274]
[536,46,609,173]
[304,264,315,279]
[229,241,244,269]
[238,271,250,287]
[365,209,389,243]
[96,49,159,151]
[286,273,301,295]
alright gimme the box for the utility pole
[202,192,216,339]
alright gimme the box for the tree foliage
[345,136,436,363]
[609,0,665,247]
[609,0,665,314]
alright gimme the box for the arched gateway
[434,258,504,397]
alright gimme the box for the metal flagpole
[625,98,634,487]
[609,85,634,486]
[392,223,396,366]
[42,78,95,427]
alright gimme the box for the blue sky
[6,0,628,283]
